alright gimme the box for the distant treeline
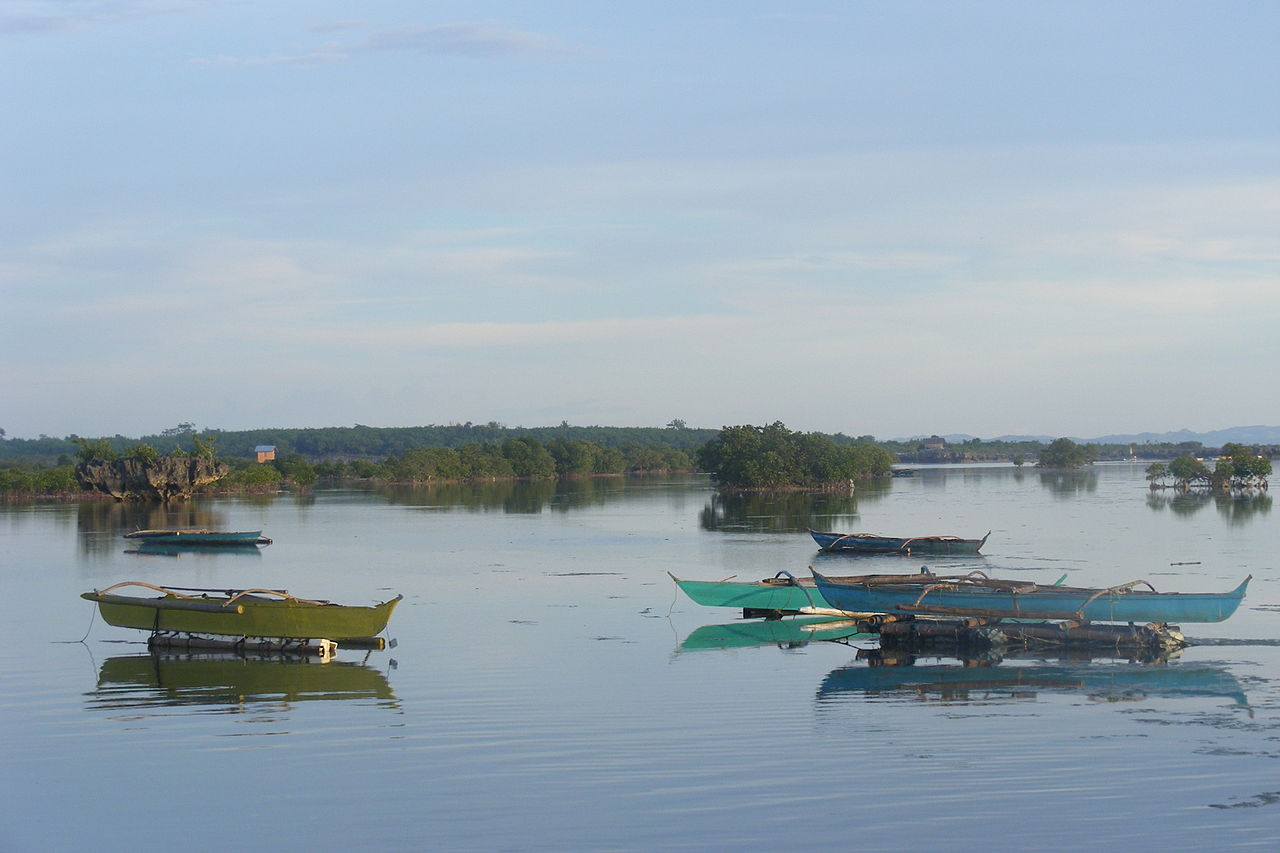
[325,436,693,482]
[2,422,1269,469]
[0,422,717,466]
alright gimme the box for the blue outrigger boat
[810,529,989,555]
[811,569,1250,624]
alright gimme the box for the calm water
[2,465,1277,852]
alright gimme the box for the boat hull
[82,591,401,640]
[811,571,1250,623]
[810,530,988,554]
[670,574,830,611]
[123,530,271,546]
[679,617,871,651]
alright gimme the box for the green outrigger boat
[82,581,401,643]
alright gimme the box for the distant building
[254,445,277,463]
[920,435,948,451]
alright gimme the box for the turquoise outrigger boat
[82,581,401,642]
[124,529,272,546]
[811,569,1251,624]
[670,571,838,614]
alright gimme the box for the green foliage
[501,437,557,478]
[696,422,894,489]
[1210,443,1272,488]
[1168,454,1211,485]
[191,433,217,459]
[0,465,78,495]
[219,465,282,489]
[127,443,159,465]
[273,454,318,487]
[1036,438,1097,469]
[73,437,117,463]
[1144,462,1169,482]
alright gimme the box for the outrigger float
[81,581,402,659]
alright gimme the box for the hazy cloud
[356,21,566,57]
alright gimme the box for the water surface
[1,466,1277,851]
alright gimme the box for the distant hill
[903,426,1280,446]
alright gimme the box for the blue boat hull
[810,530,989,554]
[811,570,1250,623]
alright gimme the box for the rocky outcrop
[76,456,230,501]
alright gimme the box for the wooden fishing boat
[810,529,989,554]
[81,581,401,641]
[124,529,272,546]
[811,569,1251,623]
[670,571,835,614]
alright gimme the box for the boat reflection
[678,616,872,652]
[816,649,1247,706]
[86,652,398,711]
[125,542,265,558]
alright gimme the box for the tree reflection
[699,488,869,533]
[1038,470,1098,498]
[377,479,559,514]
[1144,490,1271,524]
[1216,493,1272,525]
[77,501,231,557]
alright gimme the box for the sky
[2,1,1277,441]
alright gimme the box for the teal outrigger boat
[82,581,401,642]
[670,571,835,614]
[124,529,272,546]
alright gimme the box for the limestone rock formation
[75,456,230,501]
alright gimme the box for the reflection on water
[76,502,237,557]
[86,652,398,711]
[1038,470,1099,498]
[124,542,265,559]
[698,486,879,533]
[816,650,1248,706]
[373,473,704,514]
[677,616,871,651]
[1146,490,1273,524]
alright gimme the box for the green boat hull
[82,590,401,641]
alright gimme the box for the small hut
[254,445,277,464]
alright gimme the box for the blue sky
[3,1,1277,440]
